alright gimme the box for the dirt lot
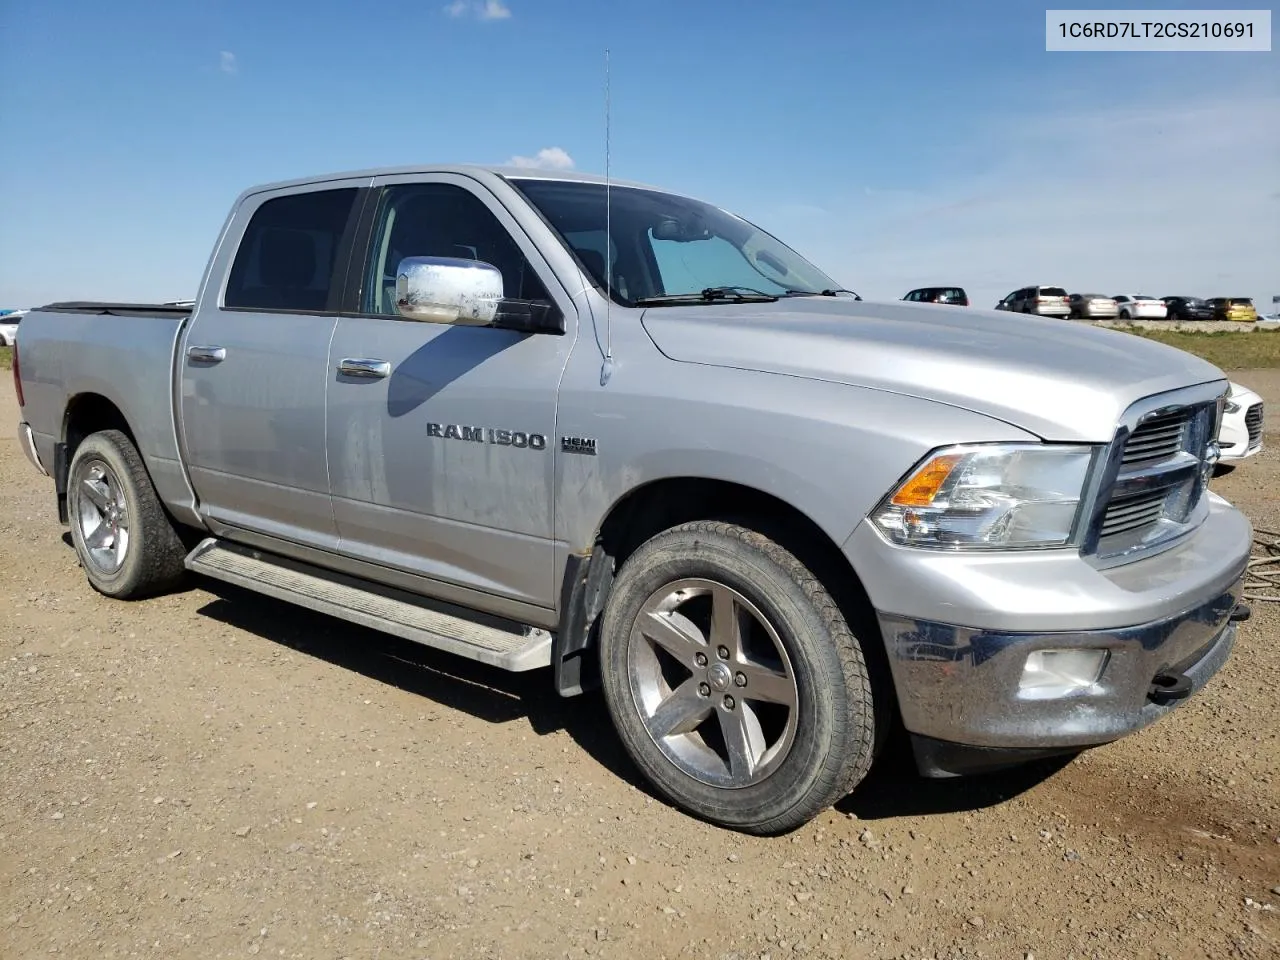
[2,372,1278,960]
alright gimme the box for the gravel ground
[2,372,1278,960]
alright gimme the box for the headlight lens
[873,443,1098,550]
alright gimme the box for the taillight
[11,339,23,408]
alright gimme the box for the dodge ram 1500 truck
[14,165,1253,833]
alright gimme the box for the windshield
[511,178,845,306]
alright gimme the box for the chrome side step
[184,538,552,671]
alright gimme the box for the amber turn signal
[890,454,963,507]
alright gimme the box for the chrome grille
[1090,397,1217,560]
[1245,402,1264,448]
[1099,489,1168,538]
[1120,410,1188,466]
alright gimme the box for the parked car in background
[995,286,1070,317]
[1161,296,1213,322]
[1112,296,1167,320]
[1218,381,1264,464]
[1206,297,1258,322]
[902,286,968,306]
[1067,293,1119,320]
[0,309,26,346]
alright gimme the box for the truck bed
[17,301,198,525]
[39,302,193,320]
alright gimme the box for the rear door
[178,181,367,548]
[324,174,577,610]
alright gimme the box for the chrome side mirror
[395,257,503,325]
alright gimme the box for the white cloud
[444,0,511,19]
[506,147,575,171]
[218,51,237,75]
[768,91,1280,312]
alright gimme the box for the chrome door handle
[337,358,391,379]
[186,345,226,364]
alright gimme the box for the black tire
[67,429,187,599]
[598,521,878,834]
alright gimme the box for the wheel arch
[55,393,139,524]
[554,476,894,723]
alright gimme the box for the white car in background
[1218,381,1264,464]
[1112,295,1167,320]
[0,310,26,346]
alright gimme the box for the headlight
[872,443,1098,550]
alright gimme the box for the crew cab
[13,165,1253,833]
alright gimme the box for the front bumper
[879,583,1242,755]
[846,493,1252,760]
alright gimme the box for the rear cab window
[224,188,361,313]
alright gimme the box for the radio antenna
[600,47,615,386]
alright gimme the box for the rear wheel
[598,521,878,834]
[67,430,187,599]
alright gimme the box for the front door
[179,183,366,548]
[325,175,577,610]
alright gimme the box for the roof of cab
[235,164,668,201]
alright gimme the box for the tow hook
[1148,670,1193,705]
[1228,602,1251,623]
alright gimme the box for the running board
[184,538,552,671]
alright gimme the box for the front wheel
[598,521,878,834]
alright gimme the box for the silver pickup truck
[13,165,1253,833]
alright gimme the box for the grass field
[0,345,10,371]
[1116,326,1280,369]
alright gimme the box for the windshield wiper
[784,288,862,300]
[634,286,779,306]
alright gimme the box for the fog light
[1018,649,1109,700]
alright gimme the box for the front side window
[511,178,845,305]
[362,183,550,316]
[225,188,359,313]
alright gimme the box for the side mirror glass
[395,257,503,325]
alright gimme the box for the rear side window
[225,188,360,313]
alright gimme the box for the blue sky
[1,0,1275,310]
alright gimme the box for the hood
[641,298,1225,441]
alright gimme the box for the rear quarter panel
[18,309,200,524]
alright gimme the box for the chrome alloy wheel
[627,578,799,788]
[76,459,130,574]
